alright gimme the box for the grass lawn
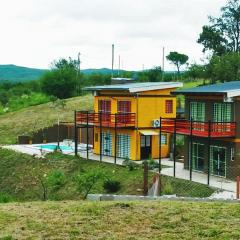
[0,200,240,239]
[0,94,93,144]
[0,148,214,202]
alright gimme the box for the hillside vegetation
[0,65,46,82]
[0,94,93,144]
[0,200,239,239]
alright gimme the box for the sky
[0,0,227,71]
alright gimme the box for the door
[98,100,111,122]
[191,143,204,172]
[101,132,113,156]
[210,146,226,177]
[141,135,151,159]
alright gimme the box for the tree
[166,52,189,75]
[75,169,105,199]
[41,58,79,99]
[137,66,162,82]
[206,53,240,83]
[198,0,240,55]
[186,63,207,80]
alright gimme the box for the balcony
[76,111,136,128]
[161,118,236,138]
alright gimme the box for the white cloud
[0,0,227,70]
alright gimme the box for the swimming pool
[36,144,72,151]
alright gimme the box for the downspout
[136,93,139,160]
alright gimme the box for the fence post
[173,119,177,178]
[207,120,211,185]
[158,117,162,174]
[189,118,193,181]
[143,161,148,196]
[86,111,89,160]
[114,113,117,164]
[100,112,103,162]
[237,176,240,199]
[74,111,78,157]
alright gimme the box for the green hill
[0,94,94,144]
[0,64,46,82]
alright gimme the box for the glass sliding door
[191,142,205,172]
[210,146,226,177]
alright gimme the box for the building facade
[171,81,240,179]
[76,82,182,160]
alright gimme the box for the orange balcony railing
[76,111,136,128]
[161,118,236,138]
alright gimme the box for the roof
[111,78,134,81]
[84,82,183,93]
[173,81,240,98]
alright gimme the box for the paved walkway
[3,143,237,195]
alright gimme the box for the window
[159,134,167,145]
[117,134,131,158]
[213,103,232,122]
[165,100,173,113]
[117,100,131,123]
[98,100,111,113]
[98,100,111,121]
[190,102,205,121]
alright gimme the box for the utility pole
[112,44,115,78]
[118,55,120,76]
[76,52,81,95]
[162,47,165,81]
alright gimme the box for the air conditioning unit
[152,119,160,128]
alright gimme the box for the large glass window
[191,143,205,172]
[213,103,232,122]
[190,102,205,121]
[117,134,131,158]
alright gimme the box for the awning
[139,130,159,136]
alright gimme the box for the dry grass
[0,200,240,239]
[0,95,93,144]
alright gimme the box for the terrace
[76,111,136,128]
[161,118,236,138]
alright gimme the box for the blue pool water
[37,144,72,151]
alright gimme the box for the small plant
[146,158,159,170]
[123,158,138,171]
[0,193,13,203]
[75,169,105,199]
[162,181,174,195]
[103,179,121,193]
[47,170,66,191]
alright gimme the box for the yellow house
[77,82,182,160]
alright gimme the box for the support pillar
[86,111,89,160]
[99,112,103,162]
[114,113,117,164]
[74,111,78,157]
[173,119,177,178]
[207,120,211,185]
[189,118,193,181]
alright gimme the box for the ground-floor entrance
[141,135,151,159]
[210,146,226,177]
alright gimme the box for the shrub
[47,170,66,191]
[0,193,13,203]
[146,158,159,170]
[103,179,121,193]
[75,169,105,199]
[162,181,174,195]
[123,158,138,171]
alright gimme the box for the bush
[103,179,121,193]
[162,181,174,195]
[0,193,13,203]
[123,158,138,171]
[47,170,66,191]
[146,158,159,170]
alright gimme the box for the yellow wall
[92,87,177,160]
[93,127,170,160]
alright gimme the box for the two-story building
[76,82,182,161]
[162,81,239,180]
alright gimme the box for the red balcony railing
[161,118,236,138]
[76,111,136,128]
